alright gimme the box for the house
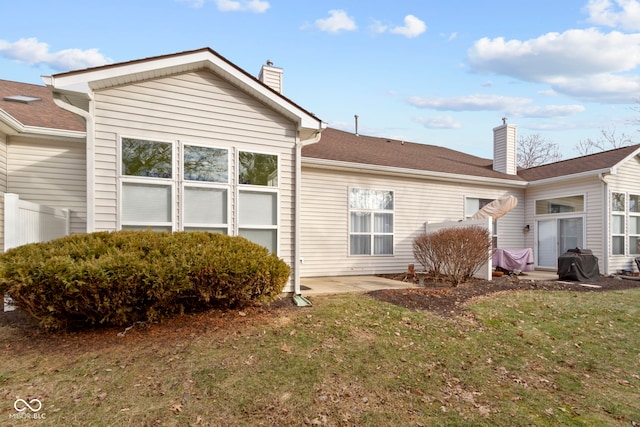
[1,47,639,294]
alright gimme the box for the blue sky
[1,0,639,159]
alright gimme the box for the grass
[1,288,639,426]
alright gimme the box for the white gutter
[0,109,85,140]
[599,172,610,274]
[293,127,323,296]
[47,89,96,233]
[302,157,528,188]
[526,168,613,186]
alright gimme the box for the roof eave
[302,157,528,187]
[0,110,85,140]
[525,168,613,186]
[44,48,323,132]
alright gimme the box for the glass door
[537,217,584,269]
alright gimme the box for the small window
[122,138,172,178]
[536,196,584,215]
[239,152,278,186]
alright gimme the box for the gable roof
[303,127,526,182]
[518,144,640,182]
[0,79,85,135]
[43,47,324,139]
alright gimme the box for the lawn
[1,288,639,426]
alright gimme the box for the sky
[1,0,640,160]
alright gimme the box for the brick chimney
[258,60,283,94]
[493,119,517,175]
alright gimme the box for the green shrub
[0,231,290,331]
[412,226,491,286]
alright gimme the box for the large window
[119,139,280,253]
[612,192,626,255]
[349,188,394,256]
[238,151,279,253]
[183,145,229,233]
[121,138,174,231]
[630,195,640,255]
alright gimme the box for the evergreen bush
[0,231,289,330]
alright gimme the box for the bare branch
[517,134,562,168]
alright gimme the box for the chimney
[258,59,283,94]
[493,118,517,175]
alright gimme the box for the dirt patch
[367,273,640,317]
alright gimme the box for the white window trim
[236,149,280,254]
[118,135,176,230]
[180,141,231,234]
[533,193,587,217]
[464,196,498,247]
[348,187,395,257]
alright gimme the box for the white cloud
[407,94,531,111]
[585,0,640,31]
[513,105,586,118]
[414,115,462,129]
[214,0,269,12]
[389,15,427,38]
[0,38,112,71]
[314,10,357,34]
[467,28,640,102]
[369,19,388,35]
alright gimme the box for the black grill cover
[558,249,600,281]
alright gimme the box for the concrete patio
[299,270,559,296]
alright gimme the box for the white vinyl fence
[4,193,70,251]
[425,217,493,280]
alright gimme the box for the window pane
[374,235,393,255]
[612,215,625,234]
[630,216,640,235]
[612,236,625,255]
[184,187,227,225]
[612,192,625,212]
[239,191,276,226]
[350,212,371,232]
[239,152,278,186]
[122,138,172,178]
[239,229,276,253]
[122,183,171,223]
[536,196,584,214]
[630,236,640,255]
[184,146,228,182]
[350,189,393,210]
[374,213,393,233]
[630,195,640,213]
[121,225,172,232]
[350,235,371,255]
[184,227,227,234]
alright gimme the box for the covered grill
[557,248,600,281]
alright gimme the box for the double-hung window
[238,151,279,253]
[611,192,626,255]
[349,188,394,256]
[630,194,640,255]
[121,138,174,231]
[182,144,229,234]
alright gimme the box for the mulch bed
[367,273,640,317]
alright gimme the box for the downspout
[293,128,322,298]
[50,93,96,233]
[599,172,610,275]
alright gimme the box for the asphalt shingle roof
[303,128,640,183]
[0,79,85,132]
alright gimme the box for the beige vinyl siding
[7,136,87,235]
[524,176,604,271]
[91,69,298,285]
[606,154,640,273]
[300,165,525,277]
